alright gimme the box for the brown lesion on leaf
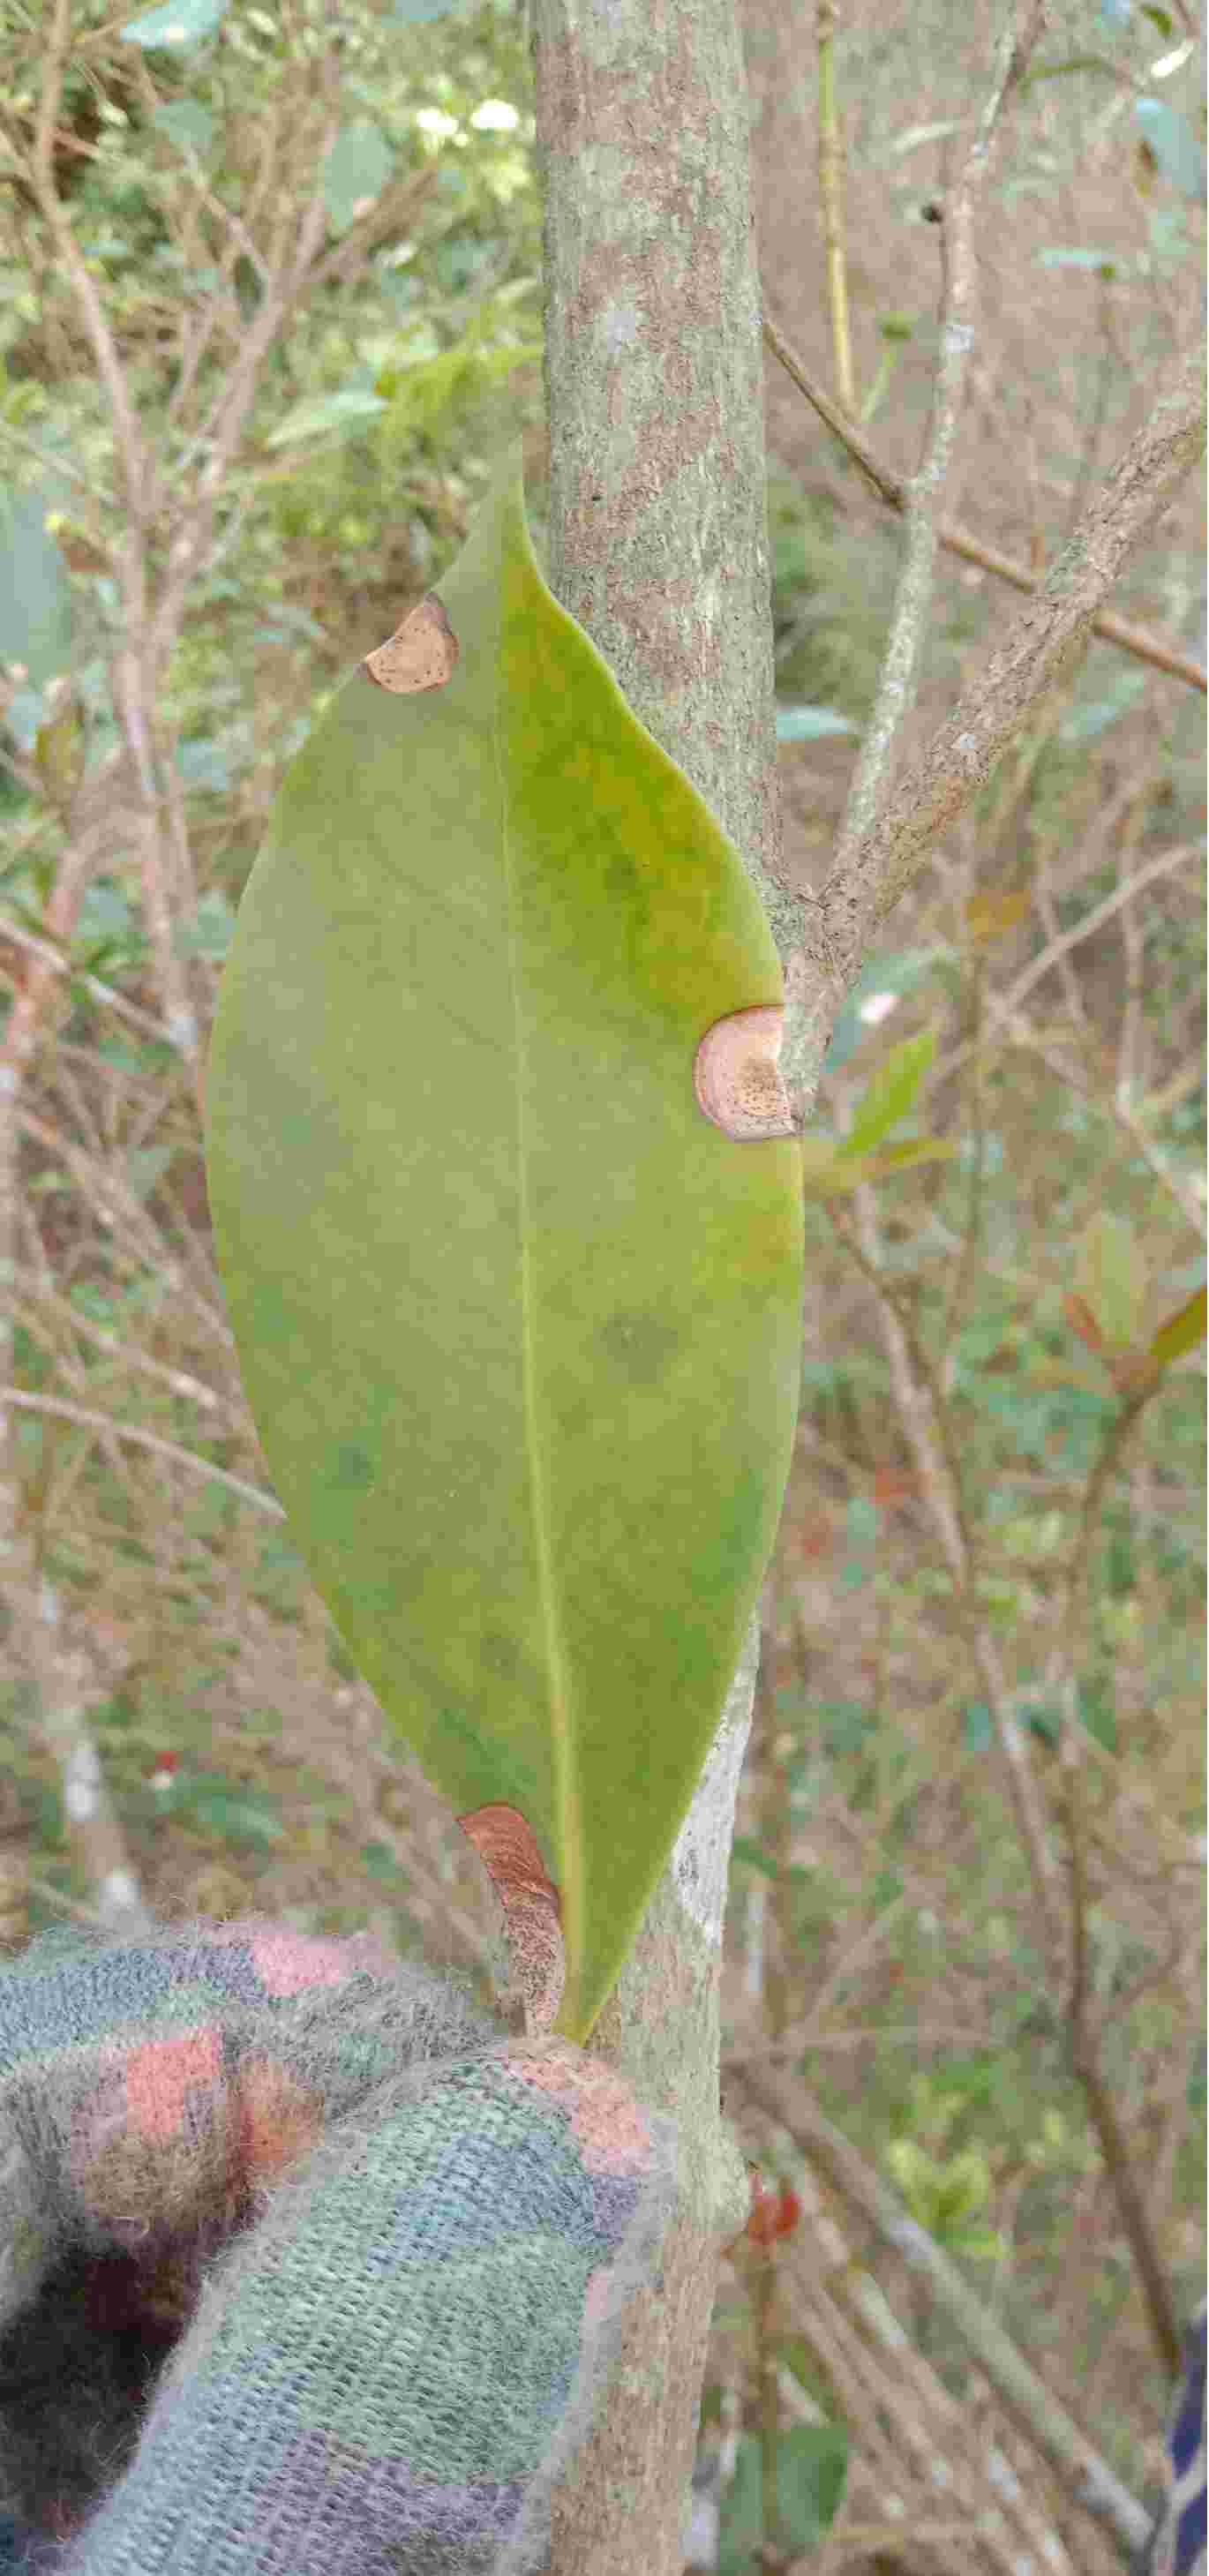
[363,591,458,693]
[693,1004,794,1140]
[456,1801,565,2036]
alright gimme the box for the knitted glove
[1153,2302,1207,2576]
[0,1919,678,2574]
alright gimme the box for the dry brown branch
[2,1389,283,1521]
[841,1187,1066,1963]
[10,1273,229,1417]
[830,2,1046,877]
[815,1,853,417]
[1,818,151,1928]
[0,914,176,1047]
[762,309,1208,695]
[998,841,1202,1020]
[822,338,1206,979]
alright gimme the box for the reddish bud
[726,2166,801,2251]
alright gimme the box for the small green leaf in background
[151,100,215,158]
[167,1771,286,1846]
[264,390,389,451]
[822,946,944,1074]
[120,0,229,47]
[34,683,85,807]
[1060,668,1147,743]
[1038,246,1123,273]
[729,1836,781,1880]
[717,2426,848,2571]
[1147,1282,1206,1373]
[963,1701,994,1753]
[0,486,73,687]
[799,1134,955,1196]
[207,445,804,2043]
[323,120,394,234]
[839,1025,935,1159]
[1076,1209,1146,1351]
[176,737,233,791]
[173,888,237,961]
[774,705,860,741]
[1135,96,1206,199]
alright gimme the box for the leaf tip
[693,1005,794,1140]
[364,591,458,693]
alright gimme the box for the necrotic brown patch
[364,592,458,693]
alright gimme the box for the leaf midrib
[494,619,580,1983]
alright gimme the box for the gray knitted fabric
[0,1919,678,2572]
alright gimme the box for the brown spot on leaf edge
[364,591,458,694]
[693,1004,793,1140]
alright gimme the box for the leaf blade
[206,447,803,2039]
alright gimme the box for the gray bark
[529,0,792,2565]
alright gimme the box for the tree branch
[830,2,1046,877]
[762,311,1207,695]
[823,339,1206,983]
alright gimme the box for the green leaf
[172,1772,285,1845]
[822,946,944,1074]
[0,486,73,686]
[1076,1209,1146,1350]
[120,0,229,47]
[150,100,214,157]
[323,120,394,234]
[799,1134,955,1196]
[1136,97,1206,199]
[730,1836,781,1879]
[206,446,804,2043]
[173,889,237,960]
[717,2428,847,2571]
[264,389,388,450]
[1038,246,1123,271]
[774,704,860,741]
[963,1700,993,1752]
[1060,669,1146,741]
[1147,1283,1206,1372]
[839,1025,935,1158]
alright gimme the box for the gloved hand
[0,1919,677,2573]
[1153,2300,1206,2576]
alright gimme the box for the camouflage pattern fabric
[0,1920,678,2573]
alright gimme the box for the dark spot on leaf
[329,1443,374,1491]
[597,1309,680,1386]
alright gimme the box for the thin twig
[2,1389,285,1520]
[839,1188,1065,1964]
[33,0,156,529]
[11,1273,229,1416]
[822,339,1206,985]
[0,913,176,1046]
[997,841,1202,1019]
[815,0,854,415]
[762,311,1207,695]
[1059,1746,1183,2379]
[831,9,1044,875]
[980,1005,1207,1240]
